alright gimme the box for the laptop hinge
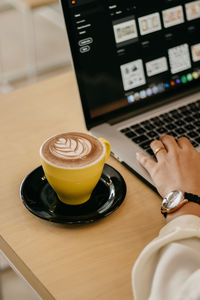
[108,86,200,125]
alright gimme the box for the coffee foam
[41,132,104,168]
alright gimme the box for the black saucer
[20,164,126,224]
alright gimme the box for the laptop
[60,0,200,189]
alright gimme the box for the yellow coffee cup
[40,132,110,205]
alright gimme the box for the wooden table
[0,71,165,300]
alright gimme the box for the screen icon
[181,75,187,83]
[192,71,199,79]
[127,95,135,103]
[187,73,193,81]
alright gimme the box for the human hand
[136,135,200,198]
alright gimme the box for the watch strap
[161,210,167,218]
[184,192,200,205]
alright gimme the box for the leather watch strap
[184,192,200,205]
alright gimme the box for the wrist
[161,190,200,221]
[166,202,200,222]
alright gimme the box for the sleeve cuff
[132,215,200,300]
[159,214,200,238]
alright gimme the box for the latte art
[49,137,92,160]
[41,132,104,168]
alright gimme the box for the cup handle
[98,138,111,162]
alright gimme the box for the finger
[177,136,194,150]
[136,152,156,176]
[160,134,179,153]
[150,139,167,159]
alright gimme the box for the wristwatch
[161,190,200,217]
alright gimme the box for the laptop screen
[61,0,200,128]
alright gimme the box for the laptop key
[195,137,200,144]
[131,124,140,130]
[132,135,148,144]
[175,120,185,126]
[189,101,198,108]
[140,140,153,150]
[170,109,179,115]
[141,120,153,126]
[170,109,182,117]
[175,128,185,135]
[193,113,200,119]
[184,116,194,123]
[188,131,198,138]
[194,121,200,127]
[191,141,199,147]
[125,131,137,138]
[170,112,182,119]
[181,110,191,116]
[120,128,129,133]
[179,105,188,111]
[147,131,157,138]
[153,120,164,127]
[144,123,155,130]
[146,148,154,156]
[185,124,195,131]
[156,127,167,134]
[151,116,160,122]
[161,116,173,123]
[166,123,176,130]
[135,127,145,134]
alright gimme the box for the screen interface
[62,0,200,124]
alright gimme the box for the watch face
[162,190,183,210]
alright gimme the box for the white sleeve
[132,215,200,300]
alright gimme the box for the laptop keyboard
[120,99,200,157]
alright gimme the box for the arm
[132,135,200,300]
[132,215,200,300]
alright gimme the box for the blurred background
[0,0,71,298]
[0,0,72,95]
